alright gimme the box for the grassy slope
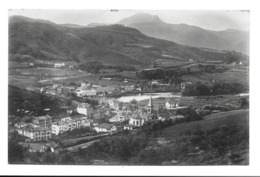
[162,109,249,136]
[147,109,250,165]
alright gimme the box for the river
[117,92,181,102]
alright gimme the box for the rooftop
[77,103,91,108]
[45,142,60,149]
[95,123,115,129]
[19,126,51,132]
[55,112,71,119]
[34,115,52,120]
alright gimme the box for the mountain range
[117,13,249,55]
[9,15,248,66]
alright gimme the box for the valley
[8,13,249,166]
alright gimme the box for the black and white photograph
[2,0,260,175]
[7,9,250,166]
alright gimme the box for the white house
[107,99,122,110]
[17,126,52,141]
[76,89,97,97]
[54,63,65,68]
[124,124,135,130]
[15,122,27,129]
[77,103,94,117]
[94,123,117,133]
[109,114,125,123]
[165,101,179,110]
[151,80,159,85]
[129,113,150,127]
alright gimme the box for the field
[179,94,242,109]
[9,67,82,77]
[162,109,249,137]
[181,68,249,86]
[135,93,241,110]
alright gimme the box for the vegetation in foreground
[9,109,249,165]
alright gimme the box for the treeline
[78,61,136,74]
[182,81,246,96]
[136,64,221,81]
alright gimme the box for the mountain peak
[118,13,163,25]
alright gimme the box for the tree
[239,97,249,109]
[8,132,25,163]
[130,99,137,105]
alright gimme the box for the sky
[8,9,249,31]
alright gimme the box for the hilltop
[9,15,248,67]
[118,13,249,55]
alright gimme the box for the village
[10,77,197,153]
[9,73,249,154]
[6,9,251,168]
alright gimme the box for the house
[123,124,135,130]
[45,142,61,153]
[71,114,91,127]
[129,113,150,127]
[108,99,122,110]
[19,142,48,153]
[32,115,52,128]
[55,112,71,122]
[51,119,76,135]
[124,85,135,92]
[94,123,117,133]
[80,82,92,89]
[17,126,52,141]
[14,122,27,129]
[54,63,65,68]
[51,121,67,135]
[165,100,179,110]
[76,89,97,97]
[52,114,91,135]
[151,80,159,85]
[77,103,94,117]
[109,114,125,123]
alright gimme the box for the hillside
[151,109,249,165]
[118,13,249,55]
[9,16,248,66]
[162,109,249,136]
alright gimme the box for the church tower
[146,96,153,114]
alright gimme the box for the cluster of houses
[13,92,189,153]
[41,81,116,97]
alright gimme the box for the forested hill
[9,16,248,66]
